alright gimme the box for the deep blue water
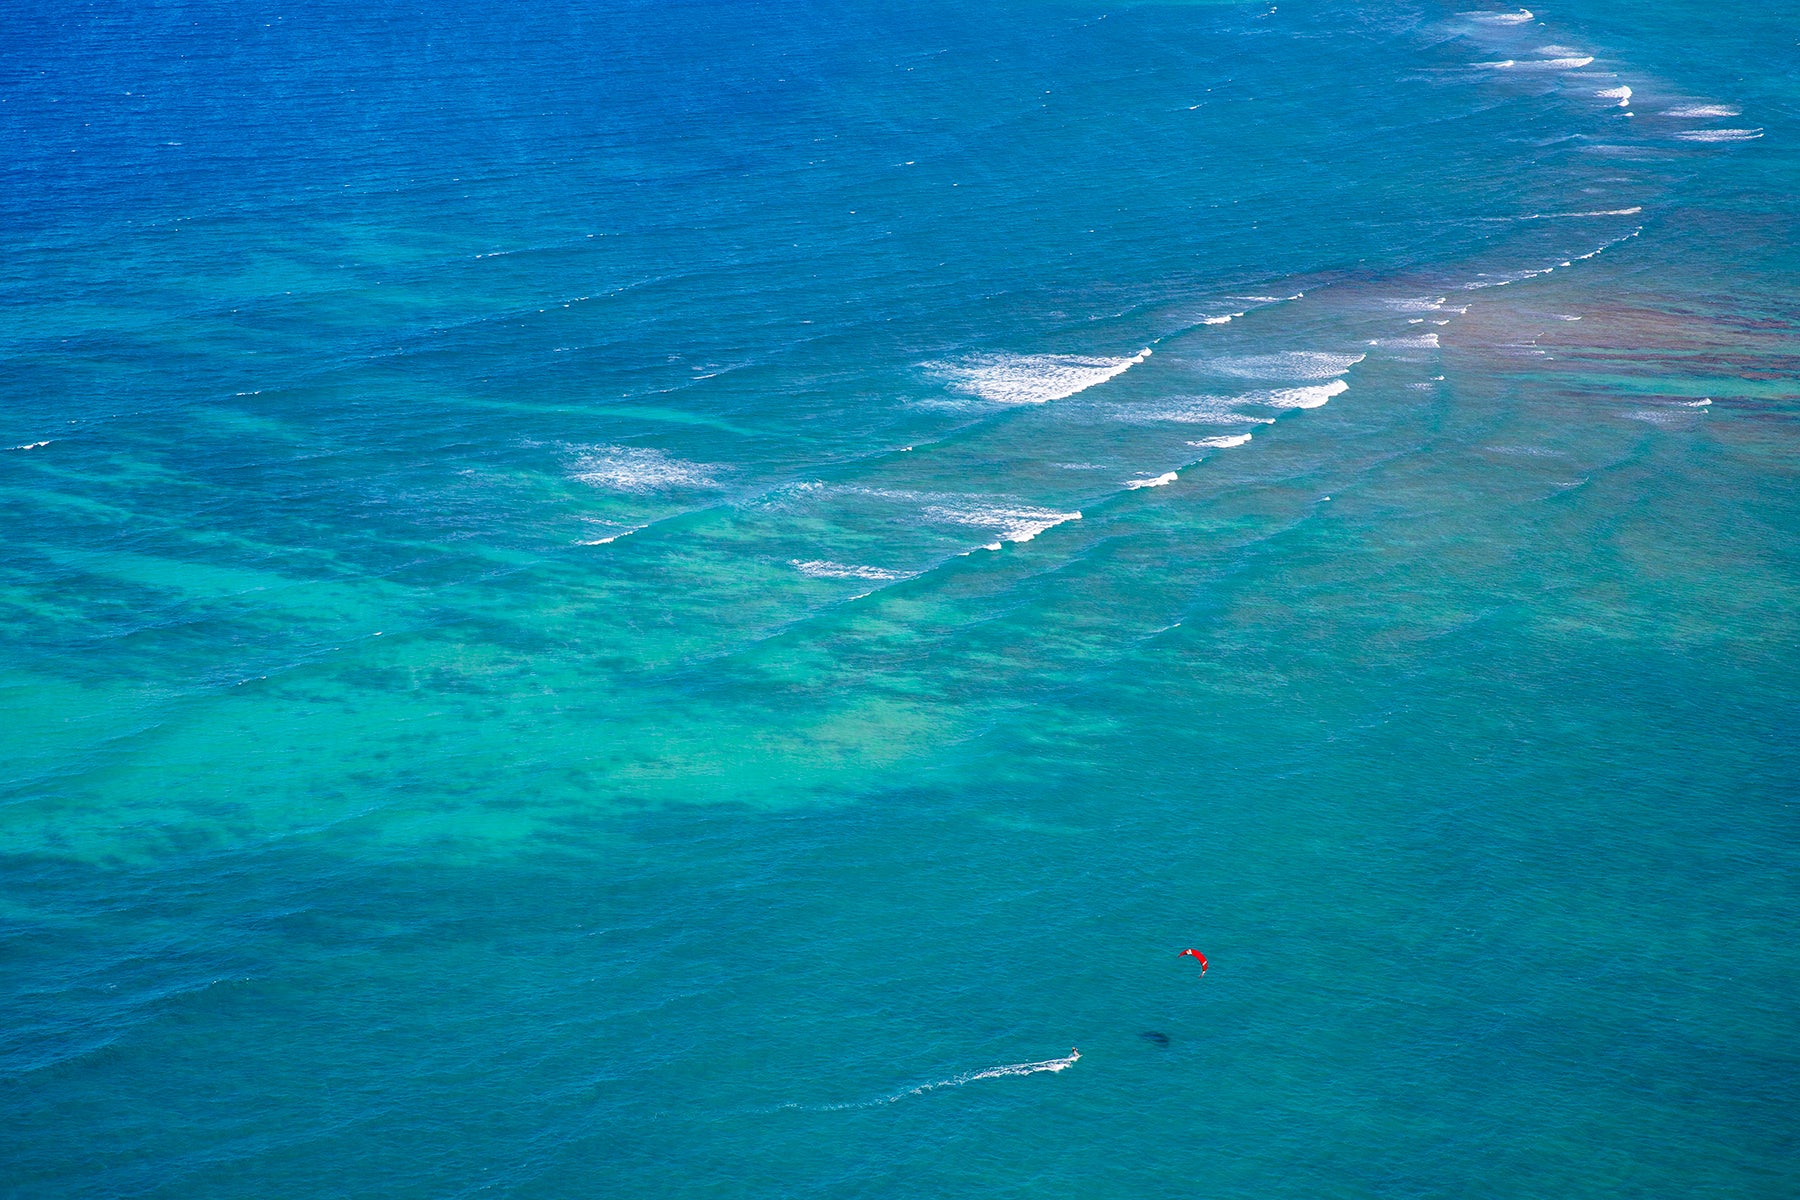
[4,1,1798,1195]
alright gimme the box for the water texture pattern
[3,0,1797,1196]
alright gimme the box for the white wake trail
[783,1049,1081,1111]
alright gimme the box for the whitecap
[1463,8,1533,23]
[569,445,721,492]
[1208,350,1365,381]
[8,441,50,451]
[1463,266,1555,288]
[1485,444,1565,458]
[1131,397,1277,425]
[1257,379,1348,409]
[1479,56,1594,70]
[1378,332,1441,349]
[1124,471,1179,490]
[929,349,1151,405]
[1664,104,1740,118]
[575,524,645,546]
[1624,408,1693,427]
[1673,128,1763,142]
[1596,86,1631,106]
[1188,433,1253,448]
[792,560,903,581]
[1382,296,1450,313]
[923,502,1082,545]
[1501,208,1641,220]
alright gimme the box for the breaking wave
[1209,351,1365,381]
[1672,128,1762,143]
[1477,56,1595,70]
[792,560,904,581]
[1124,471,1180,490]
[930,350,1151,405]
[570,445,722,492]
[924,502,1082,548]
[1462,8,1533,23]
[1258,379,1349,409]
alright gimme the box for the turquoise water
[4,0,1798,1194]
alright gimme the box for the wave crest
[929,350,1150,405]
[570,445,722,492]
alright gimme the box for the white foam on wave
[1258,379,1349,409]
[1189,432,1254,448]
[1130,396,1277,425]
[570,445,721,492]
[1383,297,1450,313]
[1463,8,1533,23]
[1673,128,1762,143]
[1596,86,1632,106]
[1485,444,1565,458]
[8,441,50,451]
[1377,332,1441,349]
[930,349,1151,405]
[924,502,1082,547]
[1124,471,1179,490]
[1564,228,1642,264]
[575,523,644,546]
[761,479,826,502]
[1532,207,1644,218]
[792,560,904,581]
[1478,56,1595,70]
[1665,104,1740,118]
[1464,265,1558,288]
[1209,350,1365,381]
[1624,407,1698,428]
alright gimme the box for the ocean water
[4,0,1798,1194]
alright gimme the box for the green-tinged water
[3,1,1797,1195]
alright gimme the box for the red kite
[1180,948,1208,975]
